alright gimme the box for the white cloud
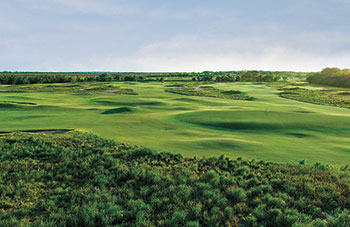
[1,1,350,72]
[56,35,350,72]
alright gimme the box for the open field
[1,82,350,165]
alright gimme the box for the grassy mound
[166,84,254,100]
[0,83,137,95]
[91,98,165,107]
[175,110,350,131]
[0,132,350,226]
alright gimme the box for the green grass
[1,132,349,226]
[101,107,136,114]
[280,86,350,109]
[0,83,137,95]
[175,110,350,131]
[1,82,350,165]
[165,84,254,100]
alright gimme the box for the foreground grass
[0,132,349,226]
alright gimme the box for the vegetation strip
[166,84,255,100]
[0,132,349,226]
[0,71,306,85]
[0,83,137,95]
[280,87,350,109]
[0,129,73,134]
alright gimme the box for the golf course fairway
[1,82,350,165]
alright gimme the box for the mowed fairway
[1,82,350,165]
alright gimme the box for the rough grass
[0,132,349,226]
[91,99,165,107]
[0,83,137,95]
[165,84,254,100]
[280,87,350,109]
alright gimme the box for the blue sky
[1,0,349,72]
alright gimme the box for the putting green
[1,81,350,165]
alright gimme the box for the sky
[1,0,350,72]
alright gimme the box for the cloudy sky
[1,0,349,72]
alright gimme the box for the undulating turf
[1,81,350,165]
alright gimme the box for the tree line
[0,72,148,84]
[193,70,287,82]
[0,70,306,85]
[307,67,350,88]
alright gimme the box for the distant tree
[242,70,260,81]
[124,76,136,81]
[98,73,113,81]
[22,77,30,84]
[320,67,341,76]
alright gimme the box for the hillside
[0,131,349,226]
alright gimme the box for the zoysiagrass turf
[1,81,350,165]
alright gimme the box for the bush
[0,132,350,226]
[227,188,247,203]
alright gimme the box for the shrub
[267,197,286,209]
[1,132,350,226]
[227,188,247,203]
[187,220,199,227]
